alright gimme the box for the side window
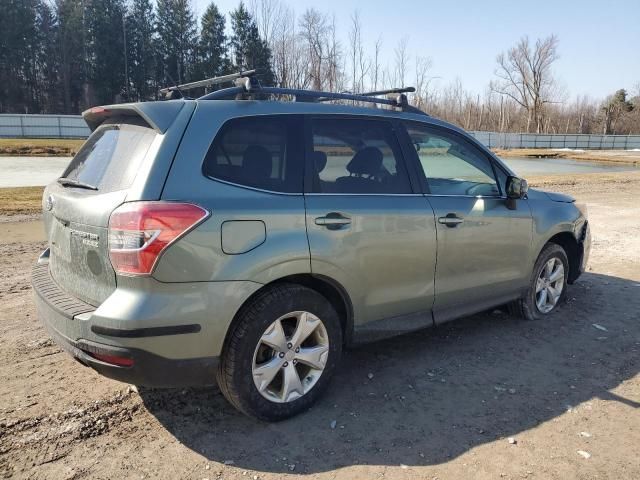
[311,118,412,194]
[405,124,500,196]
[203,116,302,193]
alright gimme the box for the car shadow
[139,272,640,474]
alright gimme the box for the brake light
[108,202,208,275]
[89,106,110,115]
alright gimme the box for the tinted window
[203,116,302,193]
[61,118,156,193]
[405,124,500,196]
[311,118,411,194]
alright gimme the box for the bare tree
[368,36,383,92]
[270,3,303,88]
[325,15,343,92]
[394,37,409,87]
[348,10,369,93]
[413,55,434,110]
[249,0,281,44]
[298,8,329,90]
[490,35,561,133]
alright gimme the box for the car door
[304,116,437,340]
[400,121,533,324]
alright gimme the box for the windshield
[60,118,156,193]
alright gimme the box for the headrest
[243,145,272,179]
[312,151,327,172]
[347,147,383,176]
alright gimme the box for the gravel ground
[1,174,639,479]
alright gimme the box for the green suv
[33,78,590,421]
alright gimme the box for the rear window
[202,116,302,193]
[61,118,156,193]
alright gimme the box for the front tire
[217,284,342,421]
[510,243,569,321]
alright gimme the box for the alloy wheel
[252,311,330,403]
[535,257,565,313]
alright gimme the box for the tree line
[1,0,638,135]
[0,0,272,114]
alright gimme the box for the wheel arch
[545,231,582,284]
[223,274,354,353]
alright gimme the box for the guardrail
[2,114,640,150]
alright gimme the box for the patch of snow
[552,148,586,152]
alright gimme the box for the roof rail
[159,70,257,95]
[355,87,416,97]
[198,78,428,116]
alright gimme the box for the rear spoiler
[82,100,187,134]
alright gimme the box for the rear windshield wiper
[57,177,98,190]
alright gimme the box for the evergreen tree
[85,0,127,105]
[602,89,634,134]
[229,2,274,86]
[0,0,41,112]
[156,0,198,86]
[35,1,61,112]
[56,0,88,113]
[196,2,229,79]
[126,0,156,100]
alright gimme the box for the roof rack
[176,70,428,116]
[159,70,257,97]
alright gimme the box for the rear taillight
[108,202,208,275]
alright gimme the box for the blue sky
[193,0,640,100]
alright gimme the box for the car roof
[88,98,466,137]
[190,98,466,133]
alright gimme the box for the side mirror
[506,176,528,199]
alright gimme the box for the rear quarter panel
[155,102,310,284]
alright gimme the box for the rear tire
[217,283,342,421]
[509,243,569,321]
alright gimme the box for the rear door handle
[315,213,351,229]
[438,213,464,227]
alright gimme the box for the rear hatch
[44,116,159,306]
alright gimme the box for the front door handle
[438,213,464,228]
[315,213,351,229]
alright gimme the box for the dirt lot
[1,173,639,479]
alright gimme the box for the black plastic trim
[32,263,96,319]
[39,313,217,388]
[91,324,201,338]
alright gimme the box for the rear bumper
[32,252,261,387]
[37,302,219,387]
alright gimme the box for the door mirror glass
[506,176,528,199]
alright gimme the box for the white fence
[469,131,640,150]
[0,114,90,138]
[2,114,640,150]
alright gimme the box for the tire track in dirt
[1,388,142,475]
